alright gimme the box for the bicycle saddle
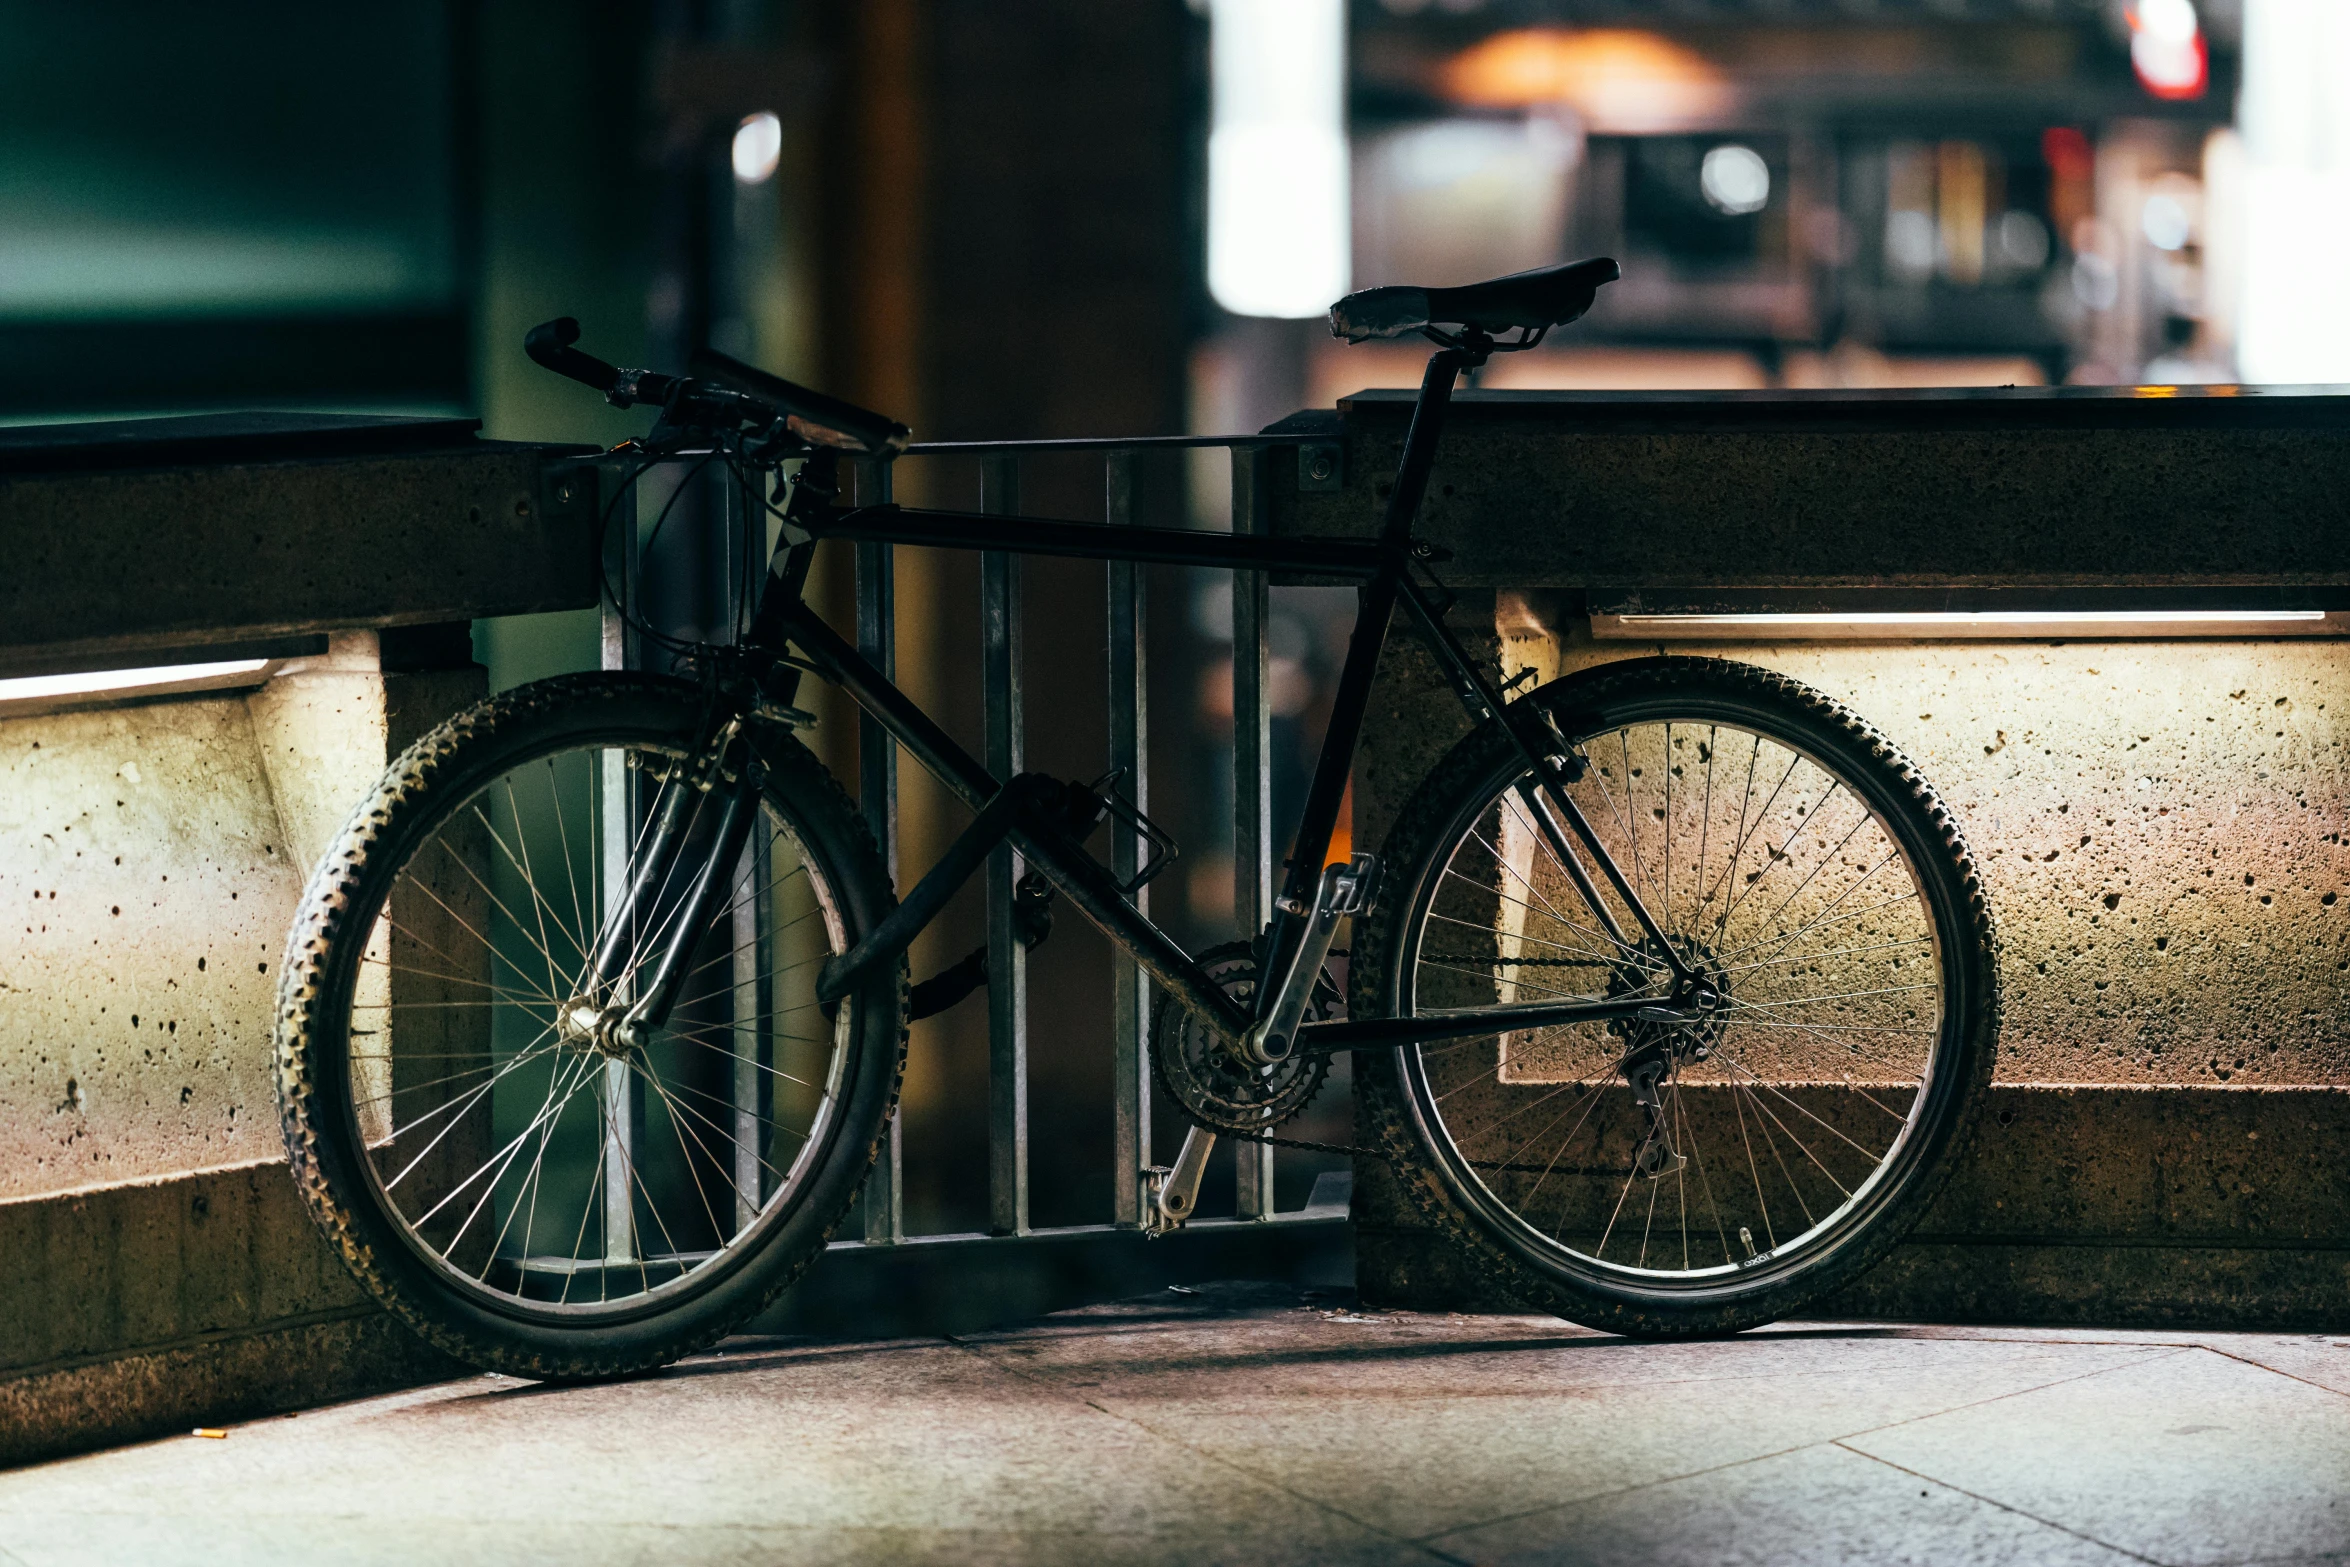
[1327,257,1620,343]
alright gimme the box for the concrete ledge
[0,1308,459,1470]
[1357,1085,2350,1328]
[0,417,597,677]
[1821,1239,2350,1329]
[1,1151,1353,1468]
[0,1159,459,1468]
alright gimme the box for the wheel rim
[332,730,855,1319]
[1400,706,1952,1289]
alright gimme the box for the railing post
[982,456,1029,1236]
[1106,450,1151,1226]
[857,458,904,1246]
[598,456,639,676]
[597,458,641,1265]
[1231,444,1277,1221]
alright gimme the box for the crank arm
[1143,1125,1218,1236]
[1243,853,1378,1067]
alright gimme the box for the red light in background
[2129,0,2208,101]
[2041,127,2094,180]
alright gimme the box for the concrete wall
[1353,596,2350,1325]
[0,637,479,1464]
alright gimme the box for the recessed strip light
[0,658,272,705]
[1592,610,2334,641]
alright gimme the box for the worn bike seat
[1328,257,1620,343]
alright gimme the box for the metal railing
[602,431,1352,1277]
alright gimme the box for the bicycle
[274,257,1999,1378]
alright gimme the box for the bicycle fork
[564,725,764,1056]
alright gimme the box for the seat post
[1380,344,1480,549]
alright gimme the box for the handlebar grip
[525,317,625,394]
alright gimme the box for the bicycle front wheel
[275,673,904,1378]
[1357,656,1997,1335]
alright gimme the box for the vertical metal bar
[1106,450,1151,1227]
[725,459,769,1238]
[982,456,1029,1236]
[857,459,905,1246]
[598,458,640,1263]
[599,457,639,675]
[731,837,765,1235]
[1231,444,1277,1220]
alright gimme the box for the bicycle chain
[1215,1125,1396,1162]
[1211,1124,1621,1176]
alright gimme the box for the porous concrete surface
[0,650,484,1458]
[0,651,477,1200]
[1,1282,2343,1566]
[1505,627,2350,1087]
[0,695,305,1194]
[1305,394,2350,590]
[0,446,591,674]
[1351,604,2350,1322]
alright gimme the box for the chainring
[1151,940,1338,1136]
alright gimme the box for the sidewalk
[1,1282,2343,1565]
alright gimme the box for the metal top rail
[902,431,1327,457]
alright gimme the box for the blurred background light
[2131,0,2209,101]
[1206,0,1348,319]
[2239,0,2350,384]
[1698,144,1769,216]
[1438,28,1730,134]
[2141,192,2192,250]
[731,111,781,186]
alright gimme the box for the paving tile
[1431,1441,2142,1567]
[4,1289,2345,1567]
[1846,1346,2350,1566]
[1817,1319,2350,1400]
[0,1514,1441,1567]
[966,1292,2175,1539]
[2153,1334,2350,1401]
[0,1336,1432,1567]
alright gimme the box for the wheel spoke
[1399,693,1974,1294]
[283,713,876,1331]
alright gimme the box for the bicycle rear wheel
[275,673,904,1378]
[1357,656,1997,1335]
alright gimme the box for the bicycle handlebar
[689,346,911,456]
[526,316,910,456]
[524,317,623,393]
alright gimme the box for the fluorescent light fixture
[1591,610,2334,641]
[1207,0,1348,319]
[0,657,272,708]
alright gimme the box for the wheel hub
[557,995,638,1059]
[1607,933,1730,1063]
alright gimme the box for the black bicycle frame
[720,343,1706,1055]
